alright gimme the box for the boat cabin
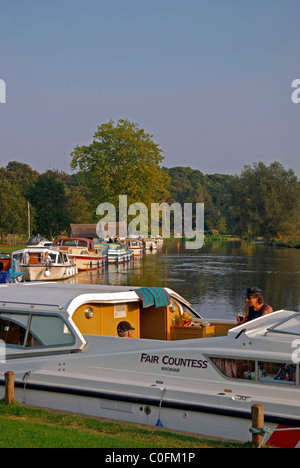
[12,248,70,266]
[0,283,234,343]
[0,252,11,272]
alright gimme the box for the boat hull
[0,368,297,448]
[21,265,77,281]
[69,255,108,272]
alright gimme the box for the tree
[229,162,300,239]
[67,187,93,224]
[0,179,28,237]
[26,173,70,238]
[0,161,39,196]
[70,119,170,211]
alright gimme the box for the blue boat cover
[133,287,171,308]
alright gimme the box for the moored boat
[125,238,144,257]
[12,248,77,281]
[143,237,157,251]
[0,282,299,447]
[51,238,107,272]
[27,236,51,248]
[98,241,134,264]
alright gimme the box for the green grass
[0,245,26,254]
[0,401,251,448]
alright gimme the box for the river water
[70,240,300,321]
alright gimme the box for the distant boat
[98,241,134,264]
[27,236,52,248]
[51,238,107,272]
[125,238,144,257]
[12,248,77,281]
[142,237,157,251]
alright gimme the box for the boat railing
[0,300,64,311]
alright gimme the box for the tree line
[0,119,299,241]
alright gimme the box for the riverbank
[0,401,250,448]
[268,238,300,249]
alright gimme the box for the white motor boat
[0,282,300,448]
[143,238,157,251]
[51,238,108,272]
[125,238,144,257]
[11,249,78,281]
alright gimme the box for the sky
[0,0,300,177]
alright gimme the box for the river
[69,240,300,321]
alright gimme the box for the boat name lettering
[140,353,208,369]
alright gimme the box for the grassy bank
[269,238,300,249]
[0,245,26,254]
[0,401,250,448]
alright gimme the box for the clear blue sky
[1,0,300,177]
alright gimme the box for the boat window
[78,240,87,247]
[173,299,201,320]
[211,358,255,380]
[0,312,75,348]
[0,313,29,346]
[26,315,75,347]
[259,362,296,385]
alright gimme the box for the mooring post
[4,371,15,405]
[251,404,264,448]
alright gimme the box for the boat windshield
[265,312,300,337]
[28,237,46,246]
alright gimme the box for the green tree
[0,161,39,196]
[26,173,70,238]
[67,186,93,224]
[229,162,300,239]
[70,119,170,211]
[0,179,28,237]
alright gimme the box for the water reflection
[64,240,300,320]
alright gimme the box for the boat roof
[54,238,92,243]
[12,248,63,254]
[0,282,192,317]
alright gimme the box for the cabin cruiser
[0,282,299,448]
[51,238,107,272]
[27,236,51,248]
[11,248,77,281]
[125,238,144,257]
[98,241,134,264]
[142,238,158,251]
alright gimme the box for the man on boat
[117,321,135,338]
[237,287,273,323]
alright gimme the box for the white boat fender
[44,269,51,277]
